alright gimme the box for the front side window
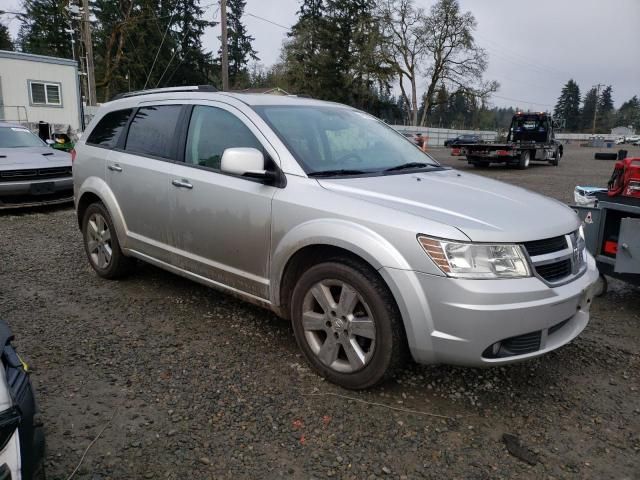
[29,81,61,106]
[185,105,262,170]
[86,109,132,148]
[125,105,182,160]
[254,106,438,175]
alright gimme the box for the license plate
[30,182,55,195]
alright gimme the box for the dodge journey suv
[73,86,599,389]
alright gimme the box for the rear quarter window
[86,109,132,148]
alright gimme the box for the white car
[625,135,640,144]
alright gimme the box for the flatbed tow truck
[453,112,563,169]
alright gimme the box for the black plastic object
[0,321,45,480]
[594,152,618,160]
[618,149,628,160]
[0,463,11,480]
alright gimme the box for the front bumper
[0,176,73,209]
[381,253,599,366]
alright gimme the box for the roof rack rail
[111,85,218,101]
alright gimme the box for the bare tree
[418,0,497,126]
[378,0,426,126]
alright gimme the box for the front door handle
[108,164,123,172]
[171,179,193,189]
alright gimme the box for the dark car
[0,122,73,209]
[444,134,481,147]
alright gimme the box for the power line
[491,93,554,108]
[245,12,290,31]
[144,7,177,89]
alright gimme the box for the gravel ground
[0,144,638,479]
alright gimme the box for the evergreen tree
[581,87,598,132]
[18,0,73,58]
[167,0,213,87]
[92,0,214,100]
[224,0,258,88]
[616,95,640,130]
[283,0,392,110]
[0,23,14,51]
[553,79,581,131]
[596,85,614,132]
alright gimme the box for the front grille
[0,167,72,182]
[483,330,542,358]
[535,259,572,282]
[523,233,583,285]
[523,235,567,256]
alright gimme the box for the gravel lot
[0,144,638,479]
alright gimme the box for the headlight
[418,236,531,279]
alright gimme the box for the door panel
[107,104,184,261]
[168,164,275,298]
[615,217,640,274]
[167,104,278,299]
[107,150,172,260]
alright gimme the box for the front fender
[77,177,128,248]
[270,218,412,306]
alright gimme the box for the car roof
[100,89,349,113]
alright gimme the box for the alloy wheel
[86,213,113,269]
[301,279,376,373]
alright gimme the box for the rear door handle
[171,179,193,189]
[108,164,123,172]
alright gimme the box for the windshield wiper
[308,169,367,177]
[383,162,438,172]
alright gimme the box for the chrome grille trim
[523,231,587,286]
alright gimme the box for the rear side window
[86,109,132,148]
[125,105,182,160]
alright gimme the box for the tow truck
[453,112,563,169]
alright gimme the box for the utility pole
[220,0,229,91]
[592,83,604,134]
[81,0,97,105]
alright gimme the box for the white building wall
[0,51,81,131]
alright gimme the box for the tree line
[553,79,639,133]
[2,0,637,132]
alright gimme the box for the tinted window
[86,109,132,148]
[185,106,262,170]
[125,105,182,159]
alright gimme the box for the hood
[0,147,71,170]
[318,169,580,243]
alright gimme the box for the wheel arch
[76,177,127,246]
[271,219,412,316]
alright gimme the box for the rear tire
[518,150,531,169]
[290,258,407,389]
[82,202,134,279]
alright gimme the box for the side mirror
[221,147,267,177]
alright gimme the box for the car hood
[0,147,71,170]
[318,169,580,242]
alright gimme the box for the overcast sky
[3,0,639,109]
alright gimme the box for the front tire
[290,258,406,389]
[82,202,134,279]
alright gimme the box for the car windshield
[254,106,439,175]
[0,127,46,148]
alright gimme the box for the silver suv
[73,86,599,389]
